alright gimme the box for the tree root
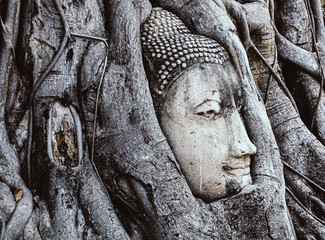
[0,18,15,60]
[44,100,129,238]
[308,0,325,42]
[89,1,295,238]
[67,32,110,174]
[0,217,4,240]
[0,131,33,238]
[282,161,325,193]
[0,126,33,239]
[20,0,130,237]
[26,0,71,187]
[264,46,277,104]
[224,0,299,112]
[23,210,42,240]
[4,183,33,240]
[220,0,251,50]
[26,0,110,200]
[275,28,321,79]
[286,187,325,225]
[0,0,34,238]
[221,0,299,113]
[1,0,324,238]
[249,41,299,112]
[303,0,325,130]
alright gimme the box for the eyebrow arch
[183,89,220,103]
[194,99,221,109]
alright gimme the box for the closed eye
[196,109,220,120]
[194,100,221,120]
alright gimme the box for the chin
[226,174,252,196]
[239,174,252,188]
[195,176,252,203]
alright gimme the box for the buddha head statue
[141,8,256,202]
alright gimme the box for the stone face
[142,8,257,202]
[159,63,256,202]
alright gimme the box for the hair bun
[141,8,229,111]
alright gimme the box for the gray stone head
[141,8,229,113]
[141,8,256,201]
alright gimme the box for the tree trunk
[0,0,324,239]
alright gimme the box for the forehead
[168,63,241,105]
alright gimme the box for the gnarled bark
[1,0,325,239]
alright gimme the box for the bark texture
[0,0,325,239]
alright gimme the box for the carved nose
[232,136,256,158]
[229,112,256,158]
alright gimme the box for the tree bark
[0,0,325,239]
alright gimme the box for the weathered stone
[158,63,256,201]
[141,8,229,111]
